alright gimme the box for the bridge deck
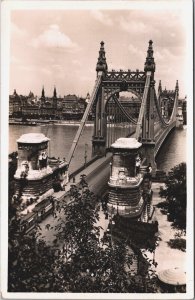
[64,120,175,195]
[64,153,112,196]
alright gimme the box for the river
[9,124,186,173]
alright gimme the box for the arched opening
[105,91,139,148]
[119,91,141,119]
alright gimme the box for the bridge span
[63,39,182,220]
[11,40,184,226]
[66,120,177,198]
[67,40,182,174]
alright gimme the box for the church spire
[96,41,108,75]
[158,80,162,94]
[53,86,57,98]
[41,86,45,98]
[144,40,155,73]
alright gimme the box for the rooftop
[17,133,50,144]
[63,94,78,101]
[111,137,142,149]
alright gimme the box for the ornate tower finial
[175,80,179,93]
[53,86,57,98]
[144,40,155,73]
[41,86,45,98]
[96,41,108,74]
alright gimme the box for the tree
[8,219,55,292]
[159,162,186,230]
[8,176,159,292]
[52,179,158,293]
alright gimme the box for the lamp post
[84,143,88,167]
[110,205,115,248]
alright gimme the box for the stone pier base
[92,137,106,157]
[142,141,157,173]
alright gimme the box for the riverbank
[9,118,94,126]
[9,120,37,126]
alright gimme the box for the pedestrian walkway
[145,182,186,273]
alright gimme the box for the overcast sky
[10,7,190,98]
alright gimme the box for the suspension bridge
[12,40,183,229]
[67,40,181,173]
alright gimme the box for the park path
[146,182,186,273]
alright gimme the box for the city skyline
[9,6,190,98]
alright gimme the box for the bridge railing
[154,121,176,156]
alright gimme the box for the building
[9,90,22,117]
[9,87,87,120]
[119,95,141,118]
[62,94,86,119]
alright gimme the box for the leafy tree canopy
[9,176,159,293]
[159,162,186,230]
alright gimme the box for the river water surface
[9,124,186,173]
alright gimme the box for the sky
[9,4,191,98]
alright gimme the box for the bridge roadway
[65,120,175,193]
[40,153,112,244]
[63,118,175,196]
[68,153,112,195]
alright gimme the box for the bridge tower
[175,80,183,128]
[141,40,157,171]
[92,41,108,156]
[90,40,177,172]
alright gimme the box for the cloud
[118,11,184,50]
[40,67,52,75]
[91,10,113,26]
[128,44,145,61]
[155,47,183,65]
[11,23,27,38]
[72,59,82,66]
[18,64,52,75]
[31,24,78,51]
[52,64,62,69]
[119,17,147,34]
[10,55,21,64]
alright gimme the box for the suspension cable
[135,72,151,139]
[112,94,137,125]
[67,74,102,165]
[153,91,177,127]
